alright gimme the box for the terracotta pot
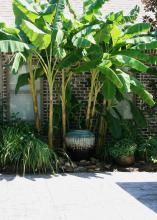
[65,130,95,161]
[115,155,135,166]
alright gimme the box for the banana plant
[2,0,83,148]
[26,0,80,148]
[15,0,66,148]
[72,3,157,149]
[0,27,43,133]
[0,0,52,132]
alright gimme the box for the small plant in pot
[109,138,137,166]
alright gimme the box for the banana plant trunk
[28,57,41,133]
[86,69,97,129]
[97,100,112,153]
[61,70,66,149]
[48,83,54,148]
[97,100,107,153]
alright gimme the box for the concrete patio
[0,172,157,220]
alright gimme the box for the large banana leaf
[41,2,57,24]
[132,41,157,50]
[65,0,78,19]
[0,22,5,28]
[15,68,44,94]
[85,44,103,60]
[124,36,156,45]
[106,11,124,23]
[53,46,66,59]
[72,35,95,48]
[51,0,65,48]
[107,112,122,138]
[106,6,139,25]
[112,55,149,73]
[116,69,131,94]
[122,23,151,40]
[94,24,113,43]
[0,40,32,52]
[102,78,116,99]
[130,76,155,106]
[55,29,64,46]
[129,101,146,127]
[15,72,29,94]
[122,5,140,23]
[110,25,122,46]
[59,51,82,69]
[83,0,108,16]
[0,30,18,41]
[3,27,20,35]
[10,52,26,75]
[74,60,100,72]
[21,20,51,50]
[74,24,101,38]
[99,64,123,88]
[13,0,39,26]
[113,49,157,65]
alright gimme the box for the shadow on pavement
[0,172,111,181]
[62,172,111,179]
[117,182,157,214]
[0,174,16,181]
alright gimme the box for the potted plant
[109,138,137,166]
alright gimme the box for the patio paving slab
[0,172,157,220]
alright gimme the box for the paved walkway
[0,172,157,220]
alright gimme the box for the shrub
[0,124,70,174]
[109,138,137,159]
[139,137,157,163]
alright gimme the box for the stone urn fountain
[65,130,95,161]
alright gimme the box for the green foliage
[15,68,44,94]
[0,40,32,53]
[84,0,107,15]
[99,65,123,88]
[73,6,157,110]
[51,0,65,48]
[21,20,51,50]
[102,79,116,99]
[13,0,39,26]
[123,23,151,39]
[10,52,26,75]
[130,76,155,107]
[109,138,137,158]
[139,137,157,163]
[0,121,70,174]
[106,111,122,139]
[1,0,157,151]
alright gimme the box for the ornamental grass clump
[0,125,62,175]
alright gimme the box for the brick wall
[137,73,157,138]
[0,54,2,121]
[1,54,10,122]
[136,50,157,138]
[42,73,90,126]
